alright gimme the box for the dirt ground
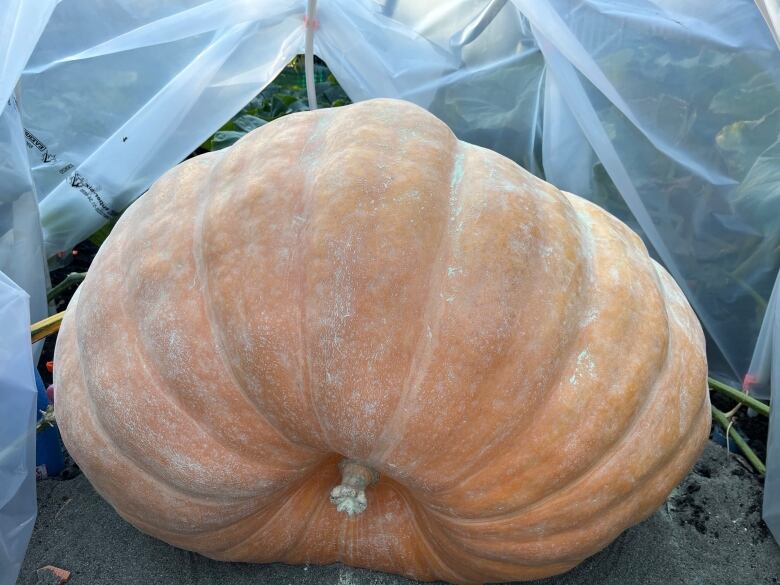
[16,441,780,585]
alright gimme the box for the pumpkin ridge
[427,197,672,519]
[116,191,308,476]
[547,405,711,560]
[56,304,271,541]
[193,151,317,453]
[296,115,331,450]
[400,484,578,582]
[125,459,344,554]
[275,481,330,563]
[69,294,269,507]
[418,403,709,572]
[369,139,464,465]
[488,195,671,509]
[426,383,699,534]
[87,221,300,497]
[423,254,703,539]
[121,156,317,465]
[426,181,597,496]
[388,481,466,583]
[70,242,187,496]
[215,467,331,559]
[111,489,268,545]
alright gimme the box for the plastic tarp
[0,0,56,333]
[748,270,779,536]
[0,0,778,546]
[0,3,56,582]
[0,273,37,585]
[756,0,780,47]
[0,94,49,347]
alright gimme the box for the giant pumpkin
[54,98,710,583]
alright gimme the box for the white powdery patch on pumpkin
[569,349,597,386]
[449,151,465,217]
[579,308,600,328]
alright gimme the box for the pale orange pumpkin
[54,98,710,584]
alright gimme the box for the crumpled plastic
[0,273,37,585]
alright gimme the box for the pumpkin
[54,98,710,584]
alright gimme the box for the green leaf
[199,57,351,154]
[278,94,299,107]
[233,115,267,132]
[211,130,246,150]
[271,95,290,118]
[715,107,780,178]
[710,71,780,119]
[89,214,122,246]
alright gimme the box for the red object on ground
[37,565,71,584]
[46,361,54,373]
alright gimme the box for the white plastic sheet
[0,0,58,115]
[26,0,306,255]
[756,0,780,47]
[0,0,57,335]
[0,3,54,581]
[1,0,778,544]
[0,273,37,585]
[0,92,49,340]
[748,270,779,538]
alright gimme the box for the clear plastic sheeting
[0,0,58,115]
[0,93,49,342]
[0,0,777,543]
[756,0,780,47]
[25,0,306,255]
[0,0,57,336]
[15,0,779,388]
[0,273,37,585]
[748,271,779,540]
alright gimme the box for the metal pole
[305,0,318,110]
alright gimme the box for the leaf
[271,95,290,118]
[200,58,351,152]
[288,100,308,113]
[88,214,121,246]
[715,107,780,178]
[211,130,245,150]
[233,115,267,132]
[710,71,780,119]
[278,94,299,107]
[736,138,780,206]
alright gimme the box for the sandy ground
[17,442,780,585]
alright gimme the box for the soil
[16,441,780,585]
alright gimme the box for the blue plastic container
[34,370,64,478]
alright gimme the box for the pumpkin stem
[329,459,379,516]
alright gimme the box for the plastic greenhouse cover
[0,0,56,341]
[748,269,779,536]
[10,0,778,394]
[756,0,780,47]
[0,0,777,543]
[0,273,37,585]
[0,94,49,351]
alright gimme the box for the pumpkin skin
[54,98,710,584]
